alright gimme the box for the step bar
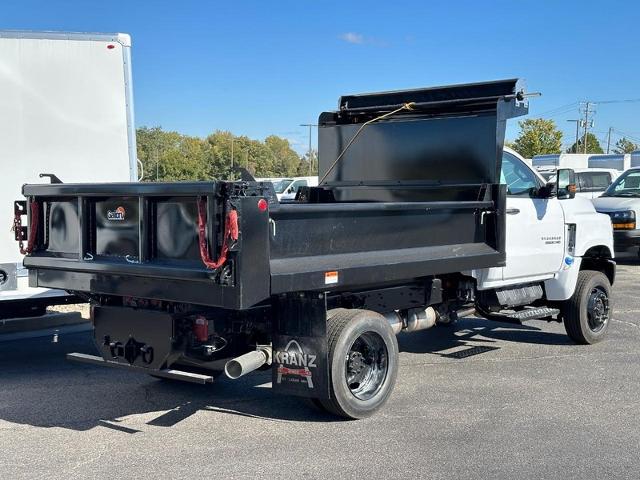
[66,352,215,384]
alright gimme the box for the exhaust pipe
[405,307,437,332]
[224,347,271,379]
[384,311,404,335]
[385,307,438,334]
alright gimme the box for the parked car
[592,167,640,256]
[257,176,319,201]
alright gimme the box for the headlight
[608,210,636,230]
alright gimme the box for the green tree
[613,137,639,154]
[265,135,302,176]
[136,127,211,181]
[566,133,604,154]
[137,127,306,181]
[511,119,563,158]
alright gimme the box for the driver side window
[501,152,540,196]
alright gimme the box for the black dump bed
[18,79,528,309]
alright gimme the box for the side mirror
[287,187,294,194]
[557,168,576,199]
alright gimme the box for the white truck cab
[470,147,615,344]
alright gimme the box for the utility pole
[300,124,318,174]
[580,101,595,153]
[567,120,581,153]
[231,137,234,169]
[606,127,613,154]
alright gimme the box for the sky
[4,0,640,154]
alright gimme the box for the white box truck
[587,154,631,171]
[0,31,137,318]
[532,153,591,170]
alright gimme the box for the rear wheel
[563,270,612,344]
[316,309,399,419]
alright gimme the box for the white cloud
[338,32,364,45]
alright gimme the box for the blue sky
[4,0,640,153]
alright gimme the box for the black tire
[317,308,399,419]
[563,270,612,344]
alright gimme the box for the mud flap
[272,292,330,399]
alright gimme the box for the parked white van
[257,176,319,201]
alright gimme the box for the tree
[511,119,562,158]
[566,133,603,154]
[265,135,302,176]
[137,127,306,182]
[614,137,639,154]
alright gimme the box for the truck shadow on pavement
[398,316,572,356]
[0,318,571,431]
[0,331,338,431]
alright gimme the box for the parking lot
[0,260,637,479]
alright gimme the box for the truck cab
[473,147,614,330]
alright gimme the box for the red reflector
[107,44,115,49]
[193,316,208,342]
[257,198,268,212]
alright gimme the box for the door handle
[506,208,520,215]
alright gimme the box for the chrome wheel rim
[345,331,388,401]
[587,286,609,333]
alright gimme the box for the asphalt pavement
[1,260,639,479]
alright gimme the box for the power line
[527,97,640,120]
[612,128,640,145]
[533,102,579,117]
[591,98,640,104]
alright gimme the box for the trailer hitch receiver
[105,336,154,365]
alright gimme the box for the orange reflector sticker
[325,271,338,285]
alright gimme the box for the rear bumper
[613,229,640,252]
[66,353,214,384]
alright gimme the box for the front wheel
[562,270,612,344]
[317,309,399,419]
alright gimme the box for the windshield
[272,179,294,194]
[603,170,640,197]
